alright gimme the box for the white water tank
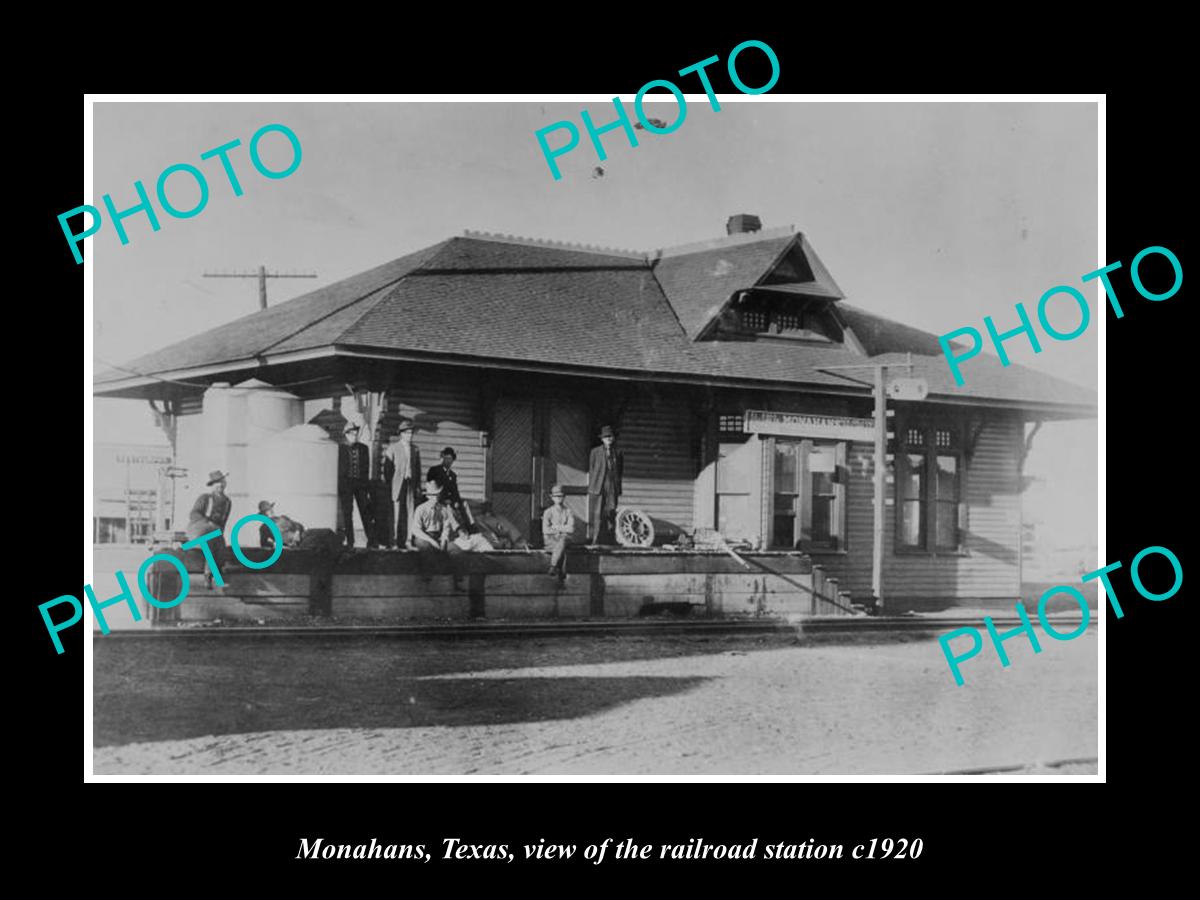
[202,380,304,520]
[246,424,339,544]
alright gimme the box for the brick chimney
[726,214,762,235]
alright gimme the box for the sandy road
[93,630,1097,776]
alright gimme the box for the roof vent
[726,214,762,235]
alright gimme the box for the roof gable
[652,230,796,339]
[651,229,846,340]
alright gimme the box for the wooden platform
[141,546,855,624]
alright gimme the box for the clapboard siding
[619,394,695,535]
[391,375,486,502]
[815,418,1022,607]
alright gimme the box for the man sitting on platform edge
[411,479,493,590]
[188,469,232,589]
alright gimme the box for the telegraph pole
[203,265,317,309]
[817,358,927,612]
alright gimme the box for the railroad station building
[93,218,1096,620]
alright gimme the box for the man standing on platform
[587,424,624,546]
[383,418,422,549]
[428,446,468,525]
[338,422,376,548]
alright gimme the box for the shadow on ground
[94,671,710,746]
[93,630,949,747]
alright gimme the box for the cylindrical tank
[201,380,304,521]
[246,424,340,545]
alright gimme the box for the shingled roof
[95,230,1096,415]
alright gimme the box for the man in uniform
[188,470,232,588]
[587,425,624,546]
[382,418,422,549]
[337,422,375,548]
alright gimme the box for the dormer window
[729,297,837,343]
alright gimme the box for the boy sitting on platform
[542,484,575,584]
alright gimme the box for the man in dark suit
[427,446,461,506]
[588,425,624,546]
[337,422,375,548]
[428,446,473,531]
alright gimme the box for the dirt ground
[92,629,1098,776]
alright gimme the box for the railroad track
[98,615,1099,641]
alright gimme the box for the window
[734,304,835,342]
[897,424,962,552]
[718,414,744,434]
[771,439,846,551]
[775,311,801,332]
[742,309,769,332]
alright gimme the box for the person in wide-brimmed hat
[187,470,232,588]
[588,425,623,546]
[410,479,470,589]
[256,499,306,550]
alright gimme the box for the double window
[734,302,836,342]
[897,424,962,552]
[771,439,846,551]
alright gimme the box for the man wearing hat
[411,478,466,589]
[382,418,422,549]
[427,446,461,507]
[428,445,474,529]
[187,470,232,588]
[257,500,305,550]
[542,484,576,583]
[587,425,624,545]
[337,421,376,548]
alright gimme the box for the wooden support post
[468,574,486,618]
[872,365,887,609]
[309,558,334,617]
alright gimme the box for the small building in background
[93,443,174,543]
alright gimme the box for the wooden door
[491,398,535,542]
[545,400,591,542]
[716,439,760,543]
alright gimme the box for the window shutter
[798,439,813,545]
[833,441,847,551]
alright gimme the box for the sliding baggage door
[490,398,535,541]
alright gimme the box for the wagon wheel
[615,507,655,547]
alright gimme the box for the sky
[90,98,1099,554]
